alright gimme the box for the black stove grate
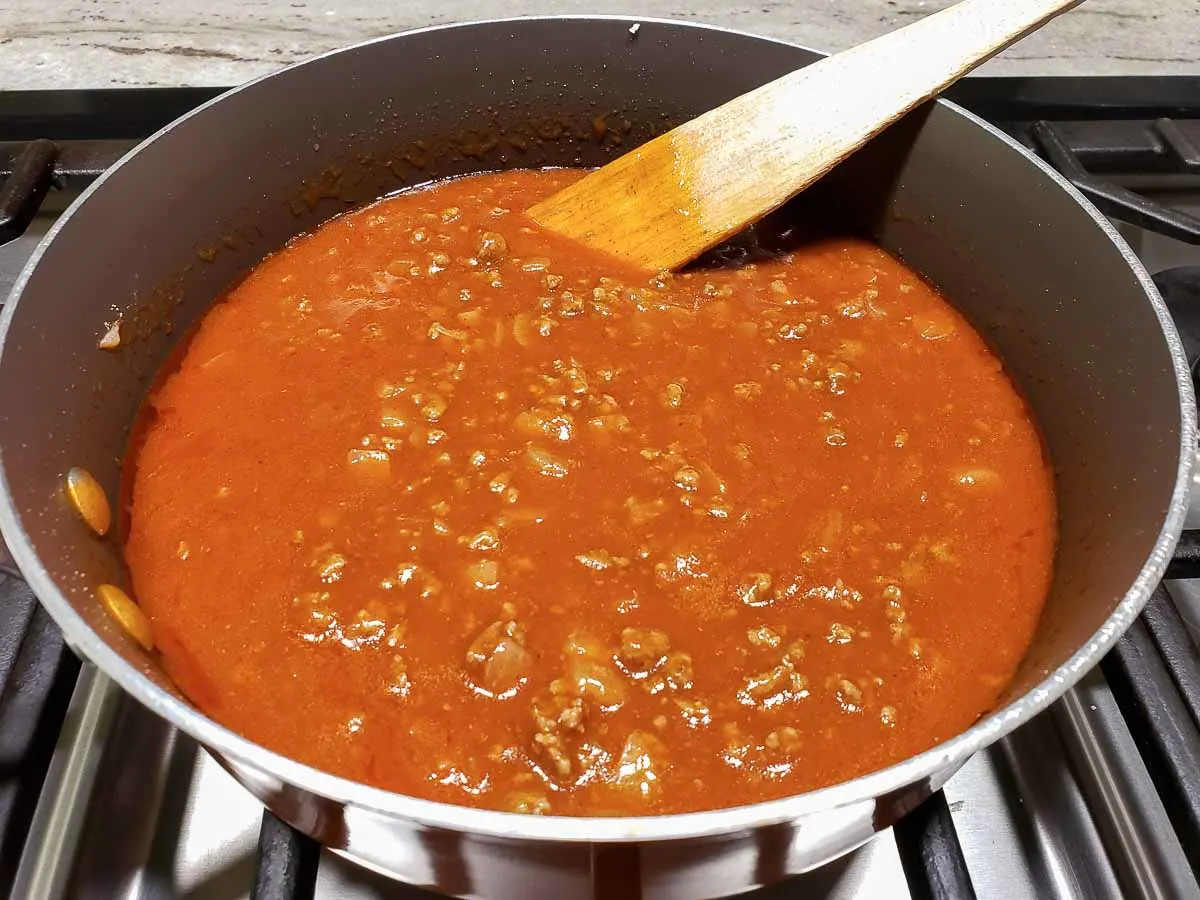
[1101,588,1200,875]
[252,811,320,900]
[1028,120,1200,244]
[892,792,977,900]
[1,77,1199,899]
[0,573,80,897]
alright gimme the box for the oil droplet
[65,467,111,537]
[96,584,154,651]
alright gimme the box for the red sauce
[123,169,1055,816]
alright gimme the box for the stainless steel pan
[0,17,1194,900]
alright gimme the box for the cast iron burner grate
[1,76,1200,900]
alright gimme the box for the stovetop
[2,77,1200,900]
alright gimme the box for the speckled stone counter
[1,0,1196,90]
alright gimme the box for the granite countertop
[0,0,1196,90]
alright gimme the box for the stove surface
[3,80,1200,900]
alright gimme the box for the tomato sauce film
[123,168,1056,817]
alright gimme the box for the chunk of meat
[614,729,668,797]
[747,625,781,649]
[565,631,626,708]
[506,790,551,814]
[765,726,802,753]
[737,572,775,607]
[675,697,712,728]
[466,621,531,698]
[568,655,627,708]
[783,639,805,665]
[529,631,631,783]
[477,231,508,264]
[617,627,671,675]
[646,651,694,695]
[625,496,667,525]
[531,692,587,780]
[737,662,809,709]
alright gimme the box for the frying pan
[0,17,1193,900]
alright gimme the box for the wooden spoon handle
[528,0,1085,271]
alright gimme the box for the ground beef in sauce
[122,168,1056,817]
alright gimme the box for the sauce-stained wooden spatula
[527,0,1085,272]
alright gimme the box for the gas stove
[1,77,1200,900]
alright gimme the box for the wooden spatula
[528,0,1085,272]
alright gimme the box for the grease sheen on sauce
[124,169,1056,817]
